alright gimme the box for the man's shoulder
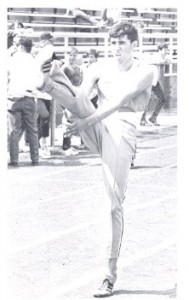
[89,59,117,75]
[85,61,103,76]
[133,59,153,73]
[131,59,154,84]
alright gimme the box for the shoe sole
[93,292,112,298]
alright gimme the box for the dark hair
[17,22,24,28]
[52,52,59,61]
[88,49,99,59]
[40,32,54,41]
[20,37,33,53]
[68,47,79,55]
[109,21,138,43]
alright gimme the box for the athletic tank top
[96,59,151,127]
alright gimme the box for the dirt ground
[6,114,177,300]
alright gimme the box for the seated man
[38,21,153,297]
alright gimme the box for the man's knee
[111,201,123,216]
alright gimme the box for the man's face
[88,54,97,65]
[69,51,78,65]
[110,35,136,63]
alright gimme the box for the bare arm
[85,65,153,123]
[67,65,154,134]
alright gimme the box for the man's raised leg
[40,61,95,118]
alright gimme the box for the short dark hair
[19,37,33,53]
[68,47,79,55]
[109,21,138,43]
[88,49,99,59]
[40,32,54,41]
[17,22,24,28]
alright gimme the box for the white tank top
[96,59,151,127]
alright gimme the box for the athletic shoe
[148,117,160,126]
[140,118,149,126]
[31,161,39,166]
[64,147,79,156]
[8,162,19,167]
[39,147,51,159]
[93,279,114,298]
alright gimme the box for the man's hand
[66,117,88,136]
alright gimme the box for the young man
[35,33,55,159]
[61,47,83,156]
[87,49,99,65]
[39,21,153,297]
[140,43,169,126]
[85,49,99,109]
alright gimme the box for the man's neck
[119,56,134,72]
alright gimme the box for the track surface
[7,114,177,300]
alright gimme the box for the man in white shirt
[8,37,40,166]
[34,32,55,159]
[39,21,153,297]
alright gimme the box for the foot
[140,118,149,126]
[8,161,19,167]
[97,20,108,28]
[93,279,114,298]
[64,147,79,156]
[49,61,76,96]
[148,117,160,126]
[31,161,39,166]
[39,147,51,159]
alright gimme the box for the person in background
[7,33,22,57]
[36,90,52,159]
[85,49,99,109]
[7,21,25,49]
[34,32,56,159]
[61,47,83,156]
[140,43,170,126]
[64,8,121,29]
[7,37,40,166]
